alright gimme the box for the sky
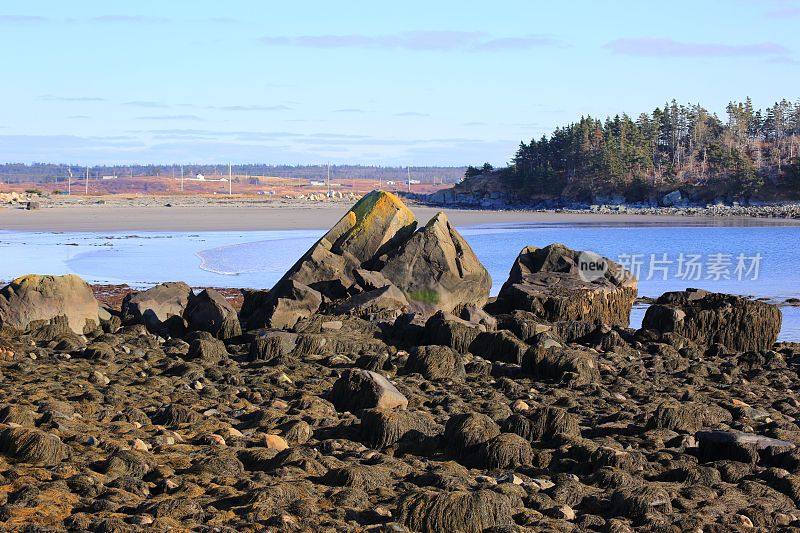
[0,0,799,166]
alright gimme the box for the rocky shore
[419,195,800,221]
[0,191,798,531]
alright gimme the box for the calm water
[1,222,799,341]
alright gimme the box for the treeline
[0,164,465,185]
[480,98,800,202]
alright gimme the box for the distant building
[101,175,118,180]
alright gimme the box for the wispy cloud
[0,15,47,24]
[123,100,170,109]
[475,35,566,51]
[136,114,204,121]
[91,15,171,23]
[211,104,292,111]
[38,94,106,102]
[604,37,791,58]
[260,30,565,52]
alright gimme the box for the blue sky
[1,0,798,166]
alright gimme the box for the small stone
[734,514,753,528]
[132,438,149,451]
[373,506,392,518]
[132,515,154,526]
[28,353,37,360]
[531,478,555,490]
[205,434,226,446]
[89,371,110,386]
[554,505,576,521]
[227,427,245,438]
[264,433,289,451]
[474,475,497,485]
[512,400,530,412]
[85,436,100,446]
[192,380,204,390]
[496,473,523,485]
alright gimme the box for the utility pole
[85,166,89,195]
[407,166,411,193]
[67,167,72,195]
[228,162,232,195]
[327,162,331,196]
[180,165,184,192]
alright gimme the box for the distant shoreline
[2,202,799,232]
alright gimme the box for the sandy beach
[3,202,799,231]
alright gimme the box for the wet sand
[2,204,798,231]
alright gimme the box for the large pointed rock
[252,191,417,329]
[641,288,781,352]
[380,212,491,314]
[489,243,637,327]
[0,274,102,334]
[278,190,417,299]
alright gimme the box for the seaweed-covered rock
[150,404,201,428]
[503,406,580,442]
[469,432,534,468]
[403,345,465,381]
[444,413,501,453]
[248,330,298,362]
[330,369,408,413]
[422,311,484,354]
[398,489,521,533]
[360,408,440,448]
[469,330,528,364]
[610,485,672,521]
[186,331,229,363]
[647,401,731,433]
[489,244,637,326]
[641,289,781,351]
[0,426,68,465]
[0,274,102,334]
[522,345,600,385]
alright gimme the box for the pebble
[264,434,289,451]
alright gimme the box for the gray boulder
[257,190,417,327]
[330,369,408,413]
[122,282,192,336]
[185,288,241,339]
[489,243,637,327]
[0,274,102,334]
